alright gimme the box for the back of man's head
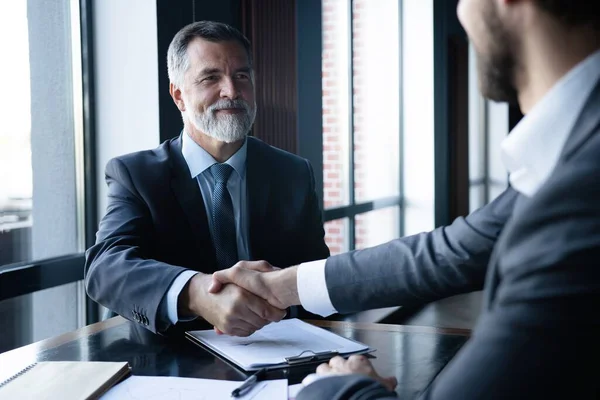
[167,21,252,88]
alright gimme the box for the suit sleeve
[85,158,188,333]
[297,376,397,400]
[325,186,518,313]
[419,159,600,399]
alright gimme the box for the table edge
[1,316,128,357]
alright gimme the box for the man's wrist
[178,272,210,318]
[267,266,300,308]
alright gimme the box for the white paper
[287,383,304,400]
[188,319,370,370]
[100,376,287,400]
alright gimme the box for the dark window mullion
[348,0,356,251]
[324,196,403,221]
[80,0,99,325]
[398,0,405,237]
[0,254,85,302]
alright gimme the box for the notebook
[186,318,372,371]
[0,361,131,400]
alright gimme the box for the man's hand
[208,261,301,310]
[179,273,286,336]
[309,355,398,392]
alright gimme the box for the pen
[231,368,267,398]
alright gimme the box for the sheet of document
[188,318,370,370]
[288,383,304,400]
[100,376,287,400]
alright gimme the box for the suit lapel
[168,136,217,265]
[246,137,271,260]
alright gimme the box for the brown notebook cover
[0,361,131,400]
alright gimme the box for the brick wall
[322,0,368,254]
[322,0,347,255]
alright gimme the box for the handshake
[178,261,398,392]
[179,261,300,337]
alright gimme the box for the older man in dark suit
[84,21,329,336]
[211,0,600,398]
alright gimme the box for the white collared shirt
[162,132,250,326]
[181,131,250,259]
[501,50,600,196]
[298,49,600,317]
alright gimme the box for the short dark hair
[536,0,600,27]
[167,21,253,86]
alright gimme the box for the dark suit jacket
[299,83,600,398]
[85,135,330,333]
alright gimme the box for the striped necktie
[210,163,238,269]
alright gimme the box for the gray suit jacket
[299,83,600,399]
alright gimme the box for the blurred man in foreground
[211,0,600,398]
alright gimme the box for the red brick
[322,4,334,13]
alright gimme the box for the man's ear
[169,82,186,112]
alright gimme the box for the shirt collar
[181,131,247,179]
[500,49,600,197]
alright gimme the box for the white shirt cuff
[166,270,198,325]
[297,259,337,317]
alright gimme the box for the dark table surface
[0,317,470,399]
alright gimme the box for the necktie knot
[210,163,234,184]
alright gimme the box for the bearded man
[84,21,329,336]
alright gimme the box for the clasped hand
[208,260,297,310]
[181,264,286,337]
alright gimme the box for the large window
[0,1,34,266]
[0,0,86,266]
[322,0,402,254]
[0,0,89,350]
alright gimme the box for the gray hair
[167,21,253,88]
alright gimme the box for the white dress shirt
[298,49,600,317]
[501,50,600,196]
[161,132,251,326]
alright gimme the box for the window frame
[321,0,405,251]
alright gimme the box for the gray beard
[188,99,256,143]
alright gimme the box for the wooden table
[0,317,470,399]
